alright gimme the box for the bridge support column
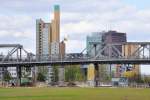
[17,66,21,86]
[58,66,65,86]
[109,64,112,77]
[87,64,96,87]
[32,66,37,86]
[94,63,99,87]
[48,66,53,84]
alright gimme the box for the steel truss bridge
[0,42,150,67]
[0,42,150,86]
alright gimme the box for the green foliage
[99,64,111,82]
[65,65,85,82]
[134,74,144,83]
[143,75,150,83]
[38,66,48,75]
[37,73,46,82]
[3,70,12,82]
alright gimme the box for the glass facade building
[86,32,104,57]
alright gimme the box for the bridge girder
[0,42,150,66]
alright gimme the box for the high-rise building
[50,5,61,56]
[36,19,51,58]
[51,5,60,43]
[36,5,65,83]
[36,19,44,56]
[36,5,65,58]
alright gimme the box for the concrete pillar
[17,66,21,86]
[32,66,37,86]
[94,63,99,87]
[87,64,100,87]
[58,66,65,86]
[87,64,95,87]
[48,66,53,83]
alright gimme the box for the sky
[0,0,150,74]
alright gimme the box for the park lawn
[0,87,150,100]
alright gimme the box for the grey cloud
[0,0,121,14]
[0,0,150,54]
[0,0,54,14]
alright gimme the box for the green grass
[0,87,150,100]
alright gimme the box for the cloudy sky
[0,0,150,74]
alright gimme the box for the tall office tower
[51,5,61,55]
[53,5,60,42]
[51,5,60,42]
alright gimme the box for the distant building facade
[117,44,140,77]
[86,31,128,82]
[102,30,127,57]
[86,32,104,57]
[36,20,51,58]
[102,31,127,77]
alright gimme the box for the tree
[38,66,48,77]
[65,65,84,82]
[99,64,111,82]
[3,70,12,82]
[143,75,150,83]
[37,73,46,82]
[134,74,144,83]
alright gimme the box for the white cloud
[0,14,35,53]
[0,15,34,38]
[0,0,150,54]
[65,40,85,53]
[59,0,150,44]
[61,21,100,34]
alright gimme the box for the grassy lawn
[0,87,150,100]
